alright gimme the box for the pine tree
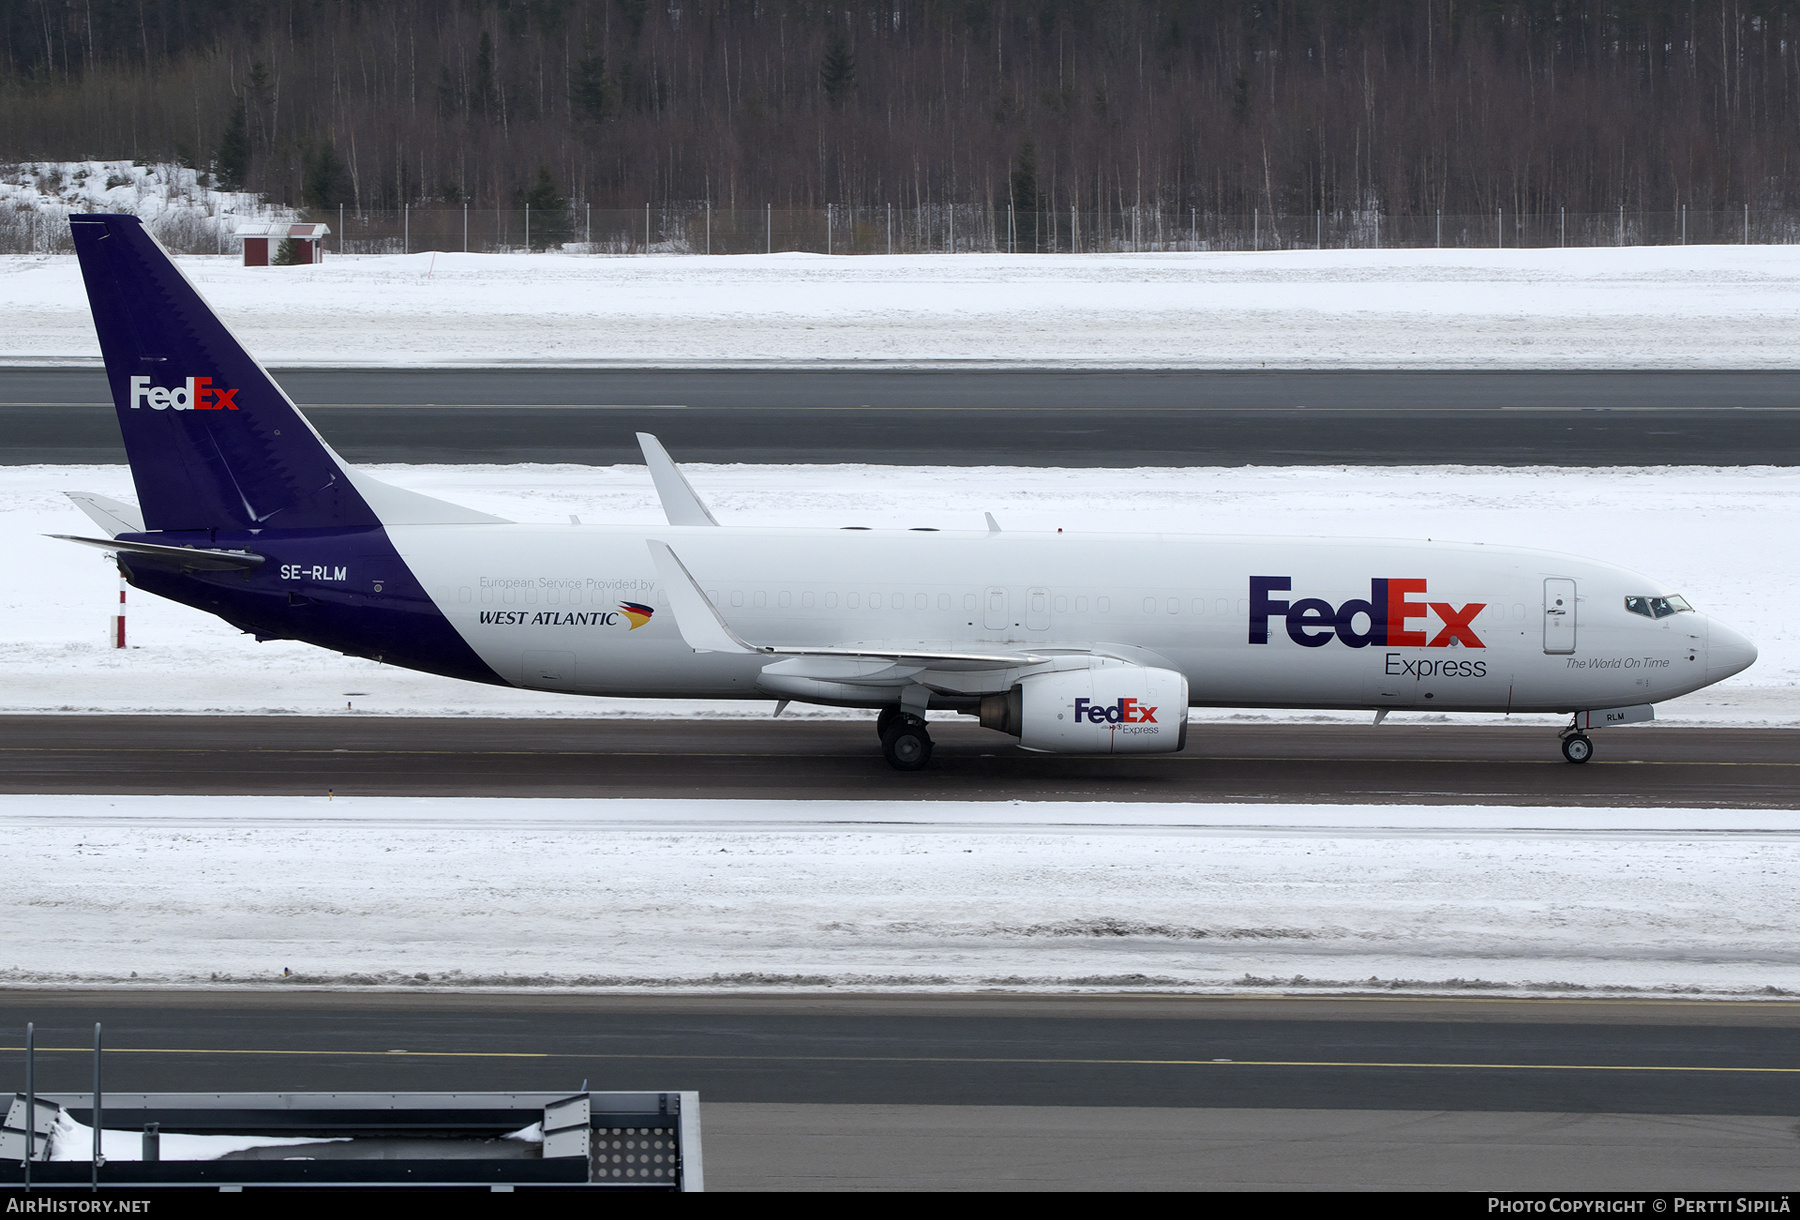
[303,142,347,209]
[617,0,649,41]
[570,47,609,121]
[1010,137,1040,250]
[820,28,855,109]
[215,99,249,190]
[246,61,271,147]
[474,32,497,120]
[518,166,571,249]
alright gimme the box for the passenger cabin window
[1624,595,1693,620]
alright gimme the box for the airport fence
[6,201,1798,256]
[285,203,1800,255]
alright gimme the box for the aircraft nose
[1706,618,1758,681]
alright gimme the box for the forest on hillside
[5,0,1800,221]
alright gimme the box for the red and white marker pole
[113,567,126,648]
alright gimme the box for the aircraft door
[1543,579,1577,654]
[1025,587,1051,631]
[983,587,1010,632]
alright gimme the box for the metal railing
[3,200,1791,256]
[316,203,1800,255]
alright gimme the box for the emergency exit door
[983,587,1010,632]
[1543,578,1577,654]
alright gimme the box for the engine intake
[980,666,1189,754]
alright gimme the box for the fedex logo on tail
[1250,577,1486,649]
[128,376,239,411]
[1073,697,1158,724]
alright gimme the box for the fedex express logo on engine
[1250,577,1485,649]
[1073,697,1158,725]
[128,375,239,411]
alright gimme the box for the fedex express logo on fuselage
[128,375,239,411]
[1250,577,1485,649]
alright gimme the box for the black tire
[876,707,901,740]
[1562,734,1594,764]
[881,720,933,771]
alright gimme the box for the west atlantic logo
[478,600,656,630]
[128,375,239,411]
[1249,577,1486,649]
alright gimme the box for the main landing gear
[877,708,934,771]
[1559,722,1594,764]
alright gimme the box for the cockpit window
[1625,595,1692,619]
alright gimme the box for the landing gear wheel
[881,717,934,771]
[876,707,902,741]
[1561,734,1594,764]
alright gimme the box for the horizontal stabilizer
[65,492,145,538]
[638,433,720,527]
[48,533,265,571]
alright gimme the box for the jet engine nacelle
[980,665,1189,754]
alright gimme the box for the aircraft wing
[646,539,1042,669]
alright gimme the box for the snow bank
[1,462,1789,724]
[5,243,1800,368]
[0,160,290,257]
[47,1109,342,1162]
[4,794,1797,998]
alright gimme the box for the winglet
[638,433,720,527]
[645,540,755,653]
[985,512,1002,534]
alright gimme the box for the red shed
[234,221,331,266]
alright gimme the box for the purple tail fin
[70,214,378,533]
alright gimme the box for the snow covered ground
[6,243,1800,368]
[2,462,1790,723]
[4,795,1797,998]
[1,160,288,256]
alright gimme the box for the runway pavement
[3,993,1796,1189]
[7,368,1800,465]
[3,717,1797,805]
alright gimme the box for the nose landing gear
[878,710,934,771]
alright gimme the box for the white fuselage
[383,523,1753,714]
